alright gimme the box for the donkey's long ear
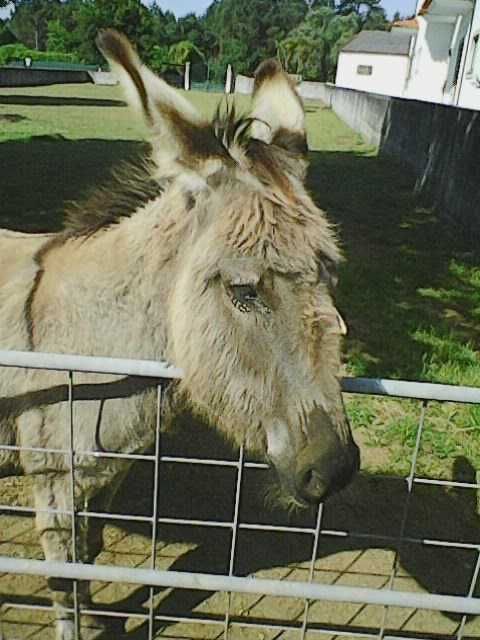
[97,30,227,182]
[250,60,307,157]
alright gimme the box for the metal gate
[0,349,480,639]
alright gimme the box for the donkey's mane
[63,154,162,236]
[63,102,307,238]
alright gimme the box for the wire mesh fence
[0,350,480,639]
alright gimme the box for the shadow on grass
[0,95,127,108]
[2,138,478,381]
[0,137,149,233]
[307,150,480,382]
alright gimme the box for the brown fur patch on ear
[162,105,230,162]
[272,128,308,156]
[247,139,292,195]
[96,29,152,124]
[254,59,283,93]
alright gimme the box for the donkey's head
[98,31,359,508]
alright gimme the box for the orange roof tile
[419,0,433,15]
[392,18,419,29]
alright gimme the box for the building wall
[405,17,455,103]
[458,0,480,109]
[335,51,410,97]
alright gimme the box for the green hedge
[0,44,82,66]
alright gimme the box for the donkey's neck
[34,190,189,362]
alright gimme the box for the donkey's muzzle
[296,437,360,505]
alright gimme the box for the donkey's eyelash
[229,285,271,314]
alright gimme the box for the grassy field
[1,82,479,479]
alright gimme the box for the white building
[405,0,480,108]
[335,0,480,110]
[335,30,415,98]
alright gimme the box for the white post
[184,61,191,91]
[225,64,233,94]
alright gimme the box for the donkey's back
[0,230,54,474]
[0,229,52,292]
[0,229,54,354]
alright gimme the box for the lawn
[1,82,479,479]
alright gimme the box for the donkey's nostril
[298,467,328,504]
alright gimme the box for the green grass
[1,82,479,479]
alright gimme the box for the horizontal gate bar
[1,556,480,616]
[2,350,480,404]
[0,350,183,379]
[342,376,480,404]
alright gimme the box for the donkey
[0,30,359,639]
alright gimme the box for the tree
[0,18,17,44]
[279,6,360,81]
[336,0,382,15]
[168,39,204,66]
[309,0,335,8]
[43,0,155,64]
[204,0,307,72]
[363,6,388,30]
[337,0,387,29]
[10,0,60,50]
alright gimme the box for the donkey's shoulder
[0,229,53,287]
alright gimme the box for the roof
[392,18,419,30]
[341,30,413,56]
[419,0,473,16]
[419,0,433,14]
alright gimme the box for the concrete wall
[336,51,410,98]
[328,85,480,244]
[380,98,480,243]
[0,67,91,87]
[235,71,480,244]
[297,80,334,102]
[88,71,117,86]
[235,74,335,102]
[234,74,387,145]
[235,74,254,95]
[328,86,390,146]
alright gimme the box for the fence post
[184,62,191,91]
[225,64,233,94]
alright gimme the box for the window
[467,33,480,81]
[451,36,466,89]
[357,65,373,76]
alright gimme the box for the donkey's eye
[229,284,259,313]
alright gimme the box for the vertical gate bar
[378,400,428,639]
[224,445,245,639]
[300,503,325,640]
[68,371,80,640]
[455,549,480,640]
[148,384,164,640]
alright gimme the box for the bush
[0,43,81,66]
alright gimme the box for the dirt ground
[1,418,480,640]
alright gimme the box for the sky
[0,0,419,22]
